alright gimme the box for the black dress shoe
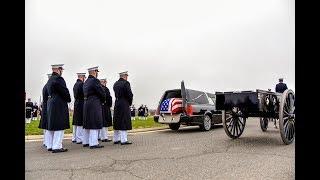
[47,148,52,151]
[76,142,82,144]
[72,140,76,143]
[121,141,132,145]
[83,144,89,147]
[89,145,104,149]
[102,139,112,142]
[113,141,120,144]
[98,139,101,141]
[52,148,68,153]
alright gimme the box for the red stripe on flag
[171,98,183,114]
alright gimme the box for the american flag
[160,98,183,114]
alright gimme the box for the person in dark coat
[82,66,106,149]
[25,98,34,124]
[32,102,39,121]
[71,73,86,144]
[138,104,144,120]
[275,78,288,93]
[39,104,42,120]
[143,105,149,120]
[46,64,71,153]
[98,78,113,142]
[38,73,52,148]
[130,105,136,120]
[273,78,289,129]
[113,71,133,145]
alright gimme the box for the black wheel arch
[204,111,213,119]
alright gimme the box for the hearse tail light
[186,104,193,116]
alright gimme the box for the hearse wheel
[199,114,212,131]
[260,117,269,132]
[222,110,246,139]
[279,89,295,145]
[169,123,180,131]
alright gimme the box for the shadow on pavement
[226,135,288,146]
[160,124,224,134]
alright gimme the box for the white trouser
[89,129,99,146]
[82,129,90,145]
[46,130,54,149]
[99,127,109,140]
[113,130,128,143]
[113,130,120,142]
[43,130,46,146]
[46,130,64,150]
[72,126,76,141]
[76,126,83,143]
[26,118,31,124]
[120,130,128,143]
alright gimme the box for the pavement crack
[26,168,71,173]
[69,169,74,180]
[225,143,232,152]
[175,150,294,160]
[176,152,221,160]
[124,170,144,179]
[109,159,117,169]
[82,164,145,179]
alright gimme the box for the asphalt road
[25,118,295,180]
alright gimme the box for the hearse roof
[165,88,213,95]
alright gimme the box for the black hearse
[154,81,223,131]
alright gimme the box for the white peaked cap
[119,71,128,76]
[77,72,86,76]
[87,66,99,72]
[51,64,64,69]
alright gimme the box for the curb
[25,126,169,140]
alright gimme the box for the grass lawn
[25,116,166,135]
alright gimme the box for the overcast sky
[25,0,295,109]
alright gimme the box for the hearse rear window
[164,90,182,99]
[187,90,209,104]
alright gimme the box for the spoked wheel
[260,117,269,132]
[222,110,246,139]
[279,89,295,145]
